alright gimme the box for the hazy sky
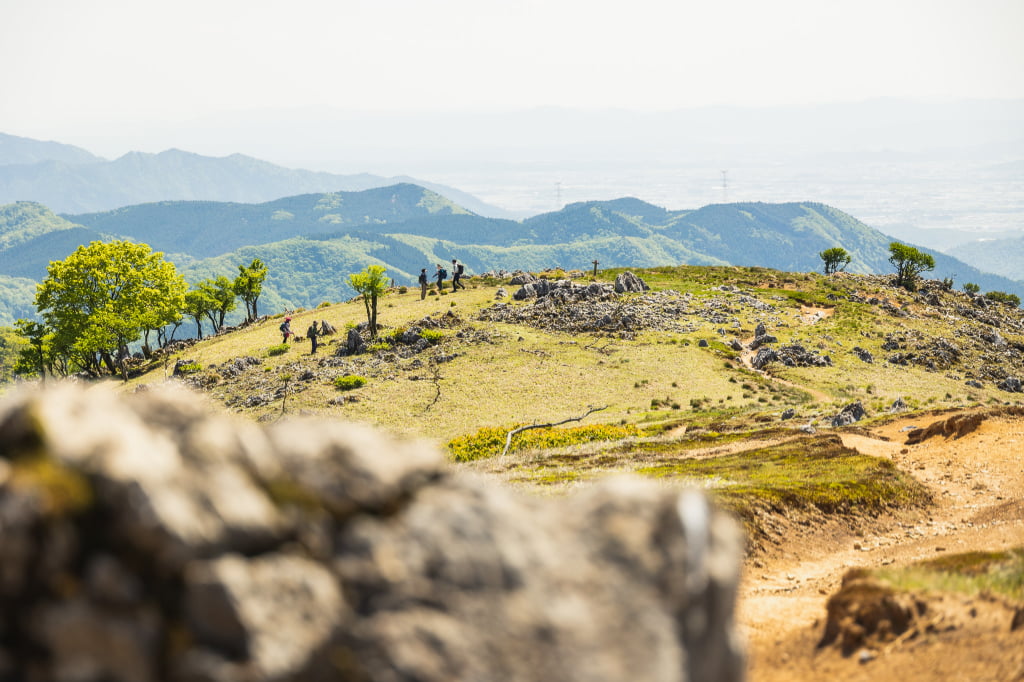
[2,0,1023,154]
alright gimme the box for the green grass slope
[129,266,1024,443]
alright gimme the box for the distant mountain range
[0,132,514,218]
[0,185,1020,327]
[950,236,1024,281]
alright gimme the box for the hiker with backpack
[280,317,293,343]
[419,268,429,299]
[307,319,320,354]
[451,258,465,291]
[435,264,447,292]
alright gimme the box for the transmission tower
[720,170,728,203]
[555,181,562,209]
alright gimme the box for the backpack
[456,263,464,275]
[439,268,448,280]
[279,321,289,332]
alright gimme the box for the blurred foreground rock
[0,382,745,682]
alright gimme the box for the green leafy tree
[198,276,237,332]
[35,240,187,380]
[184,288,217,340]
[819,247,851,275]
[963,282,981,294]
[233,258,268,322]
[0,325,30,382]
[11,319,66,379]
[348,264,388,339]
[887,242,935,291]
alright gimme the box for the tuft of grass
[420,329,445,344]
[175,362,203,374]
[267,343,290,357]
[333,375,367,391]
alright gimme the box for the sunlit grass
[123,268,1017,445]
[874,548,1024,603]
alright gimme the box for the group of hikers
[277,258,468,354]
[279,316,335,354]
[419,258,465,300]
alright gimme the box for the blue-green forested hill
[0,186,1020,326]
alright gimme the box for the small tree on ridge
[819,247,851,275]
[349,264,388,339]
[233,258,268,322]
[888,242,934,291]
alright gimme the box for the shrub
[267,343,289,357]
[333,375,367,391]
[175,362,202,374]
[963,282,980,294]
[420,329,445,344]
[398,286,408,294]
[447,423,642,462]
[984,291,1021,308]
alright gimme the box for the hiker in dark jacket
[451,259,465,291]
[419,268,428,299]
[435,264,446,292]
[307,320,320,354]
[280,317,292,343]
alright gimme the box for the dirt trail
[737,340,830,403]
[739,410,1024,681]
[733,306,836,403]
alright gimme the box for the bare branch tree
[501,405,609,457]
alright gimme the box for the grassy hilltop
[125,265,1023,482]
[118,265,1024,592]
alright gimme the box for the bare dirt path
[739,410,1024,681]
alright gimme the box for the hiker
[419,268,429,300]
[435,263,447,292]
[451,258,466,291]
[307,319,320,354]
[280,316,292,343]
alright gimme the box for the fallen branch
[423,366,442,413]
[501,405,609,457]
[584,340,615,355]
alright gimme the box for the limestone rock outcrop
[0,383,745,682]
